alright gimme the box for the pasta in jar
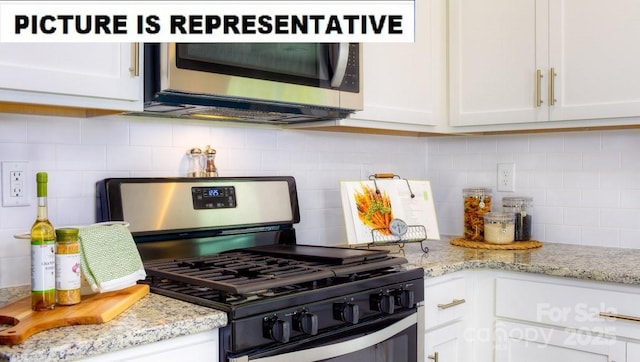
[463,188,492,241]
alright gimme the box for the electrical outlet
[2,161,29,207]
[497,163,515,192]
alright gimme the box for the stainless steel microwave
[142,43,362,124]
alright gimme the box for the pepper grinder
[187,147,204,177]
[204,145,218,177]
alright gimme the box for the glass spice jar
[483,212,516,244]
[463,187,492,241]
[55,228,81,305]
[502,196,533,241]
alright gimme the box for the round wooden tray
[450,237,542,250]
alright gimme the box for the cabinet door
[449,0,548,126]
[425,322,462,362]
[548,0,640,121]
[628,341,640,362]
[0,43,141,111]
[349,0,447,128]
[495,321,625,362]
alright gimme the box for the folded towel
[78,224,146,293]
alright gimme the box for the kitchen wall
[0,112,427,287]
[2,112,640,288]
[429,129,640,249]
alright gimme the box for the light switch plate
[2,161,29,207]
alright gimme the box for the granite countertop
[4,238,640,360]
[378,237,640,285]
[0,287,227,361]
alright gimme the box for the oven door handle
[229,308,420,362]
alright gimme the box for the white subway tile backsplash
[81,117,129,145]
[547,152,582,170]
[564,132,602,152]
[56,145,106,170]
[564,207,599,226]
[106,145,153,170]
[27,116,81,145]
[529,133,564,152]
[563,171,599,189]
[496,135,529,153]
[2,111,640,288]
[171,122,211,148]
[129,119,172,146]
[545,224,581,245]
[0,116,27,143]
[582,151,620,170]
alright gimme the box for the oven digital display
[191,186,236,209]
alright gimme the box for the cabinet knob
[428,351,439,362]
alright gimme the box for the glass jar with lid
[463,187,492,241]
[483,212,516,244]
[502,196,533,241]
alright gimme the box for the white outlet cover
[497,163,515,192]
[2,161,29,207]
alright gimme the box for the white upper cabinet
[0,43,142,112]
[449,0,547,126]
[294,0,448,134]
[548,0,640,122]
[350,0,447,130]
[449,0,640,130]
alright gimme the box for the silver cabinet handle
[534,69,543,107]
[599,312,640,323]
[130,42,140,77]
[549,67,556,106]
[437,298,466,310]
[428,351,439,362]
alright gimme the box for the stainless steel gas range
[96,176,424,362]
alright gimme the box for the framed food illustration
[340,178,440,245]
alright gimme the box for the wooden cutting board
[0,284,149,345]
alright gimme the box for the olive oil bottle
[30,172,56,310]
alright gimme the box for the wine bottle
[30,172,56,310]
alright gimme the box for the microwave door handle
[330,43,349,88]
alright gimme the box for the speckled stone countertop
[374,237,640,285]
[4,238,640,360]
[0,286,227,361]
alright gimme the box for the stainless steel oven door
[229,305,424,362]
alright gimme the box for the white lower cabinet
[426,322,464,362]
[494,272,640,362]
[81,329,219,362]
[495,320,625,362]
[424,273,471,362]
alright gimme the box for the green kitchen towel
[78,223,146,293]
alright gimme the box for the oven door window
[231,311,419,362]
[176,43,332,88]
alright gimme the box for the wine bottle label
[55,253,81,290]
[31,242,56,291]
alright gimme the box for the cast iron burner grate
[143,250,405,295]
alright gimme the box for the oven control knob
[333,302,359,324]
[293,311,318,335]
[394,289,415,309]
[263,316,290,343]
[370,293,395,314]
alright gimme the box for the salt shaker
[187,147,204,177]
